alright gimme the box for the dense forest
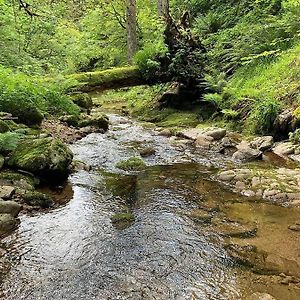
[0,0,300,136]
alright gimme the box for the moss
[111,212,135,223]
[116,157,146,172]
[23,191,53,208]
[79,114,109,130]
[8,137,73,181]
[157,111,199,128]
[70,66,140,89]
[0,170,36,187]
[70,93,93,109]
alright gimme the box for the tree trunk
[126,0,137,65]
[157,0,170,19]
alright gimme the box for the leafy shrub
[246,99,281,134]
[0,66,80,125]
[289,128,300,144]
[134,42,168,81]
[0,132,23,154]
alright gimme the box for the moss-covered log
[70,66,143,91]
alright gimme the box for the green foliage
[289,128,300,144]
[0,66,80,124]
[134,42,168,81]
[0,132,23,153]
[246,99,281,134]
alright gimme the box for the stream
[1,113,300,299]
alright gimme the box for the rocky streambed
[0,111,300,299]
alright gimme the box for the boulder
[139,147,156,157]
[205,128,227,140]
[59,115,80,127]
[0,186,15,200]
[232,141,262,162]
[0,201,22,217]
[8,137,73,182]
[250,136,274,152]
[273,142,295,156]
[22,191,53,208]
[195,135,214,149]
[71,93,93,110]
[0,213,17,236]
[79,114,109,131]
[159,129,172,137]
[180,128,203,140]
[273,109,295,139]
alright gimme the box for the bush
[134,42,168,81]
[0,66,80,125]
[246,99,281,134]
[0,132,23,154]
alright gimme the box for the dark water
[0,114,286,299]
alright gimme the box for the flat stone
[273,142,295,156]
[250,136,274,152]
[214,222,257,238]
[180,128,204,140]
[195,135,214,149]
[0,186,15,200]
[219,170,236,181]
[0,201,22,217]
[205,128,226,140]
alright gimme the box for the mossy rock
[59,114,80,127]
[111,211,135,229]
[8,137,73,182]
[0,170,36,189]
[116,157,146,171]
[0,120,10,133]
[0,213,17,236]
[79,114,109,131]
[71,93,93,110]
[22,191,53,208]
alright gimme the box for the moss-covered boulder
[0,201,22,217]
[79,114,109,131]
[59,114,80,127]
[22,191,53,208]
[116,157,146,171]
[8,137,73,181]
[71,93,93,110]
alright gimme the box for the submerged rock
[22,191,53,208]
[0,200,22,217]
[116,157,146,171]
[248,293,277,300]
[190,209,212,223]
[214,222,257,238]
[139,147,156,157]
[8,137,73,182]
[111,212,135,230]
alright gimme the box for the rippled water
[1,115,258,299]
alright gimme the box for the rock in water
[22,191,53,208]
[232,141,262,162]
[0,213,17,236]
[8,137,73,182]
[248,292,277,300]
[0,201,21,217]
[250,136,274,151]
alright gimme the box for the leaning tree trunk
[157,0,170,20]
[126,0,138,64]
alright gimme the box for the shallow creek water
[1,114,300,299]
